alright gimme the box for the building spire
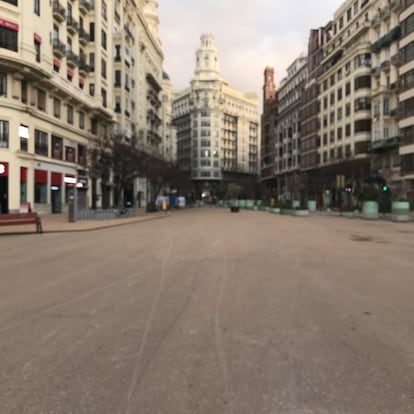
[194,34,221,80]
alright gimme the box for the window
[0,120,9,148]
[101,30,107,50]
[115,70,121,87]
[383,98,390,116]
[2,0,18,5]
[102,1,107,21]
[345,82,351,96]
[67,105,73,124]
[89,23,95,42]
[78,144,87,166]
[89,52,95,72]
[347,8,352,22]
[52,135,63,159]
[101,88,107,108]
[89,83,95,96]
[91,118,98,135]
[34,39,41,62]
[115,44,121,61]
[101,58,106,79]
[34,169,47,203]
[79,111,85,129]
[53,98,61,118]
[337,87,343,101]
[345,124,351,137]
[345,103,351,117]
[21,80,27,103]
[65,144,75,162]
[37,88,46,111]
[354,75,371,89]
[0,73,6,96]
[19,124,29,152]
[34,0,40,15]
[0,24,18,51]
[34,129,48,156]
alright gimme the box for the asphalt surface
[0,207,414,414]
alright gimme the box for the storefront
[0,161,8,214]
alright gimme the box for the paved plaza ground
[0,207,413,413]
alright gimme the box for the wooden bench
[0,213,43,234]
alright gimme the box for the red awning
[67,69,73,78]
[53,59,61,68]
[34,169,47,184]
[79,78,85,86]
[0,19,19,31]
[34,33,42,43]
[20,167,27,182]
[51,172,62,186]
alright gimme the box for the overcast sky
[158,0,345,98]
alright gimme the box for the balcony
[78,60,90,75]
[66,50,79,67]
[124,110,130,118]
[52,38,66,57]
[372,66,381,77]
[115,104,121,113]
[79,0,92,14]
[390,81,401,91]
[381,60,391,72]
[392,55,403,69]
[79,27,89,45]
[390,108,402,118]
[380,5,391,20]
[67,16,78,34]
[371,14,381,27]
[390,0,402,12]
[369,136,400,153]
[53,1,66,22]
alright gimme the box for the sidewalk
[0,208,170,235]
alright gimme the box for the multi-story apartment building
[300,28,325,201]
[399,0,414,204]
[260,67,278,200]
[160,71,177,161]
[369,0,402,202]
[0,0,166,214]
[173,34,260,200]
[0,0,113,214]
[274,55,308,201]
[317,0,374,208]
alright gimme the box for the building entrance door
[51,187,62,213]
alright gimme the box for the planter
[271,208,280,214]
[239,200,247,209]
[307,200,317,211]
[292,200,300,208]
[392,201,410,222]
[280,208,293,215]
[362,201,379,220]
[294,209,309,217]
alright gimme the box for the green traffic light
[382,185,389,192]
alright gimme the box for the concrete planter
[362,201,379,220]
[292,200,300,208]
[307,200,317,211]
[280,208,293,215]
[271,208,280,214]
[392,201,410,222]
[294,209,309,217]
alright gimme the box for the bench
[0,213,43,234]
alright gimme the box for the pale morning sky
[158,0,345,99]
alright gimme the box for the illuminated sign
[0,162,8,176]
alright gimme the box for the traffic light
[382,184,389,192]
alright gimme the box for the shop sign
[0,162,8,176]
